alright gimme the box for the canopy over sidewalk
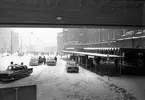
[60,50,124,58]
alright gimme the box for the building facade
[58,28,145,50]
[0,28,19,53]
[58,28,145,68]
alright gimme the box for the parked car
[66,61,79,73]
[0,64,33,82]
[46,57,56,66]
[2,52,11,57]
[29,57,39,66]
[18,52,24,57]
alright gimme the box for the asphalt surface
[0,55,127,100]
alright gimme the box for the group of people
[71,55,120,73]
[10,62,24,66]
[39,56,46,65]
[8,61,27,70]
[87,57,101,72]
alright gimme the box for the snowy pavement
[101,75,145,100]
[36,59,123,100]
[0,56,138,100]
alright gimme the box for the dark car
[29,57,39,66]
[0,64,33,82]
[18,52,24,57]
[46,57,56,66]
[66,61,79,73]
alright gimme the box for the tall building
[0,28,19,53]
[57,28,145,52]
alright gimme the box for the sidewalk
[102,75,145,100]
[60,58,145,100]
[60,58,139,100]
[95,61,145,100]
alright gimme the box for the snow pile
[97,77,138,100]
[54,78,113,100]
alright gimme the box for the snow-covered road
[36,59,123,100]
[0,56,129,100]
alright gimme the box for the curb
[60,58,138,100]
[97,75,138,100]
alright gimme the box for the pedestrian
[90,58,94,72]
[114,58,118,68]
[93,57,97,73]
[39,56,43,64]
[9,61,15,70]
[43,56,46,65]
[88,58,91,70]
[121,58,123,66]
[21,62,23,65]
[10,61,14,65]
[54,56,57,62]
[97,57,101,74]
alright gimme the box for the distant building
[0,28,19,53]
[57,28,145,52]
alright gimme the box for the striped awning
[61,50,123,58]
[84,47,120,50]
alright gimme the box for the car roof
[47,57,54,59]
[7,64,26,69]
[67,61,76,65]
[31,57,38,59]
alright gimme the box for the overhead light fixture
[56,17,62,20]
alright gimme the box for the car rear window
[47,58,54,60]
[31,58,38,61]
[67,61,76,65]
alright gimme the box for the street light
[29,32,33,53]
[21,36,22,53]
[11,31,13,54]
[33,37,40,55]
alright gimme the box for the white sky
[12,28,63,51]
[12,28,63,46]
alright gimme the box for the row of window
[57,28,145,49]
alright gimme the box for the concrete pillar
[79,56,81,66]
[85,55,88,69]
[78,56,81,66]
[80,56,83,67]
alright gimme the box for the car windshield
[67,61,76,65]
[31,58,38,61]
[47,57,54,60]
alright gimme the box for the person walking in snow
[43,56,46,65]
[114,58,118,69]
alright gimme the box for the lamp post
[11,31,13,54]
[21,36,22,53]
[29,32,33,53]
[107,31,111,81]
[34,37,40,55]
